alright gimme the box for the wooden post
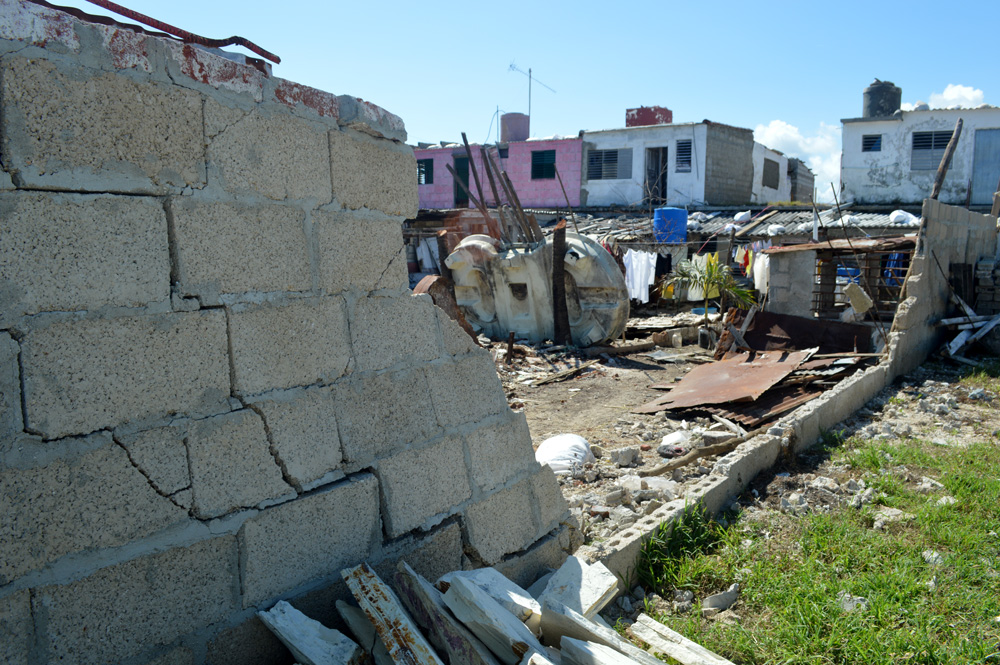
[552,219,571,345]
[435,230,452,282]
[505,331,515,366]
[930,118,963,200]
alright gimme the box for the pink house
[414,136,582,210]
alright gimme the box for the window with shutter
[416,159,434,185]
[911,131,953,170]
[587,149,633,180]
[676,140,692,172]
[531,150,556,179]
[862,135,882,152]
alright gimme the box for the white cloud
[902,84,985,111]
[754,120,842,201]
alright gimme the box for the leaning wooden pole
[552,219,571,345]
[930,118,963,200]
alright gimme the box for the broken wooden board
[257,600,366,665]
[533,359,602,386]
[538,557,619,620]
[560,638,640,665]
[439,568,542,636]
[336,601,393,665]
[537,599,661,665]
[341,562,445,665]
[393,561,502,665]
[442,575,545,665]
[630,614,735,665]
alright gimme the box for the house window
[762,158,780,189]
[417,159,434,185]
[911,131,953,170]
[498,147,509,159]
[862,134,882,152]
[676,140,692,172]
[531,150,556,179]
[587,148,633,180]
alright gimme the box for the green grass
[635,435,1000,664]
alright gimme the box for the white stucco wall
[840,107,1000,205]
[580,124,707,207]
[751,143,791,204]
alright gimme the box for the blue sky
[54,0,996,199]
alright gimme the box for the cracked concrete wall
[0,2,571,664]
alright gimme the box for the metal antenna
[508,62,556,133]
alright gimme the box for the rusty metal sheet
[700,385,824,427]
[729,310,874,354]
[642,348,814,411]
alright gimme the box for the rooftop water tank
[501,113,530,142]
[863,79,902,118]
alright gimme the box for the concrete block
[370,521,463,586]
[22,311,230,439]
[531,464,569,539]
[169,198,311,302]
[0,192,170,323]
[377,435,472,537]
[314,211,406,294]
[188,410,292,519]
[424,352,510,429]
[118,424,190,496]
[333,366,439,466]
[494,526,574,590]
[0,57,204,193]
[0,589,32,665]
[205,616,290,665]
[37,536,237,665]
[206,100,332,202]
[229,297,352,396]
[329,129,417,217]
[239,473,380,608]
[0,433,187,583]
[250,386,343,492]
[0,332,22,448]
[463,478,538,565]
[335,95,407,143]
[464,413,536,494]
[348,294,440,372]
[287,579,353,636]
[143,647,195,665]
[435,309,480,357]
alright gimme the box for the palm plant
[666,253,755,326]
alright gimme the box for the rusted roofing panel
[700,385,824,426]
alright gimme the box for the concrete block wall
[0,3,570,664]
[703,123,754,204]
[765,250,816,318]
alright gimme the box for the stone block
[188,410,292,519]
[117,424,190,496]
[314,211,406,294]
[463,478,538,565]
[0,192,170,323]
[424,352,510,429]
[206,100,332,202]
[333,367,439,466]
[143,647,195,665]
[250,386,343,491]
[21,311,230,439]
[239,473,379,608]
[329,129,417,217]
[531,465,569,539]
[0,589,32,665]
[348,294,440,372]
[286,579,352,636]
[376,435,471,538]
[0,433,187,583]
[495,526,575,590]
[229,297,351,396]
[0,57,204,192]
[37,536,237,665]
[436,309,479,357]
[370,521,463,586]
[169,198,311,303]
[0,332,22,448]
[206,615,292,665]
[464,413,536,494]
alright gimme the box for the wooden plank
[966,312,1000,344]
[537,599,661,665]
[631,614,735,665]
[711,414,747,437]
[734,210,779,238]
[258,600,366,665]
[341,563,445,665]
[930,118,963,200]
[532,359,602,387]
[582,342,655,358]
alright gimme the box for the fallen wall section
[0,3,571,664]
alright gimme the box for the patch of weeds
[959,360,1000,391]
[636,504,726,594]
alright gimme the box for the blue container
[653,207,687,244]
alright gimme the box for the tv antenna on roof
[508,62,556,133]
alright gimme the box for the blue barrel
[653,207,687,244]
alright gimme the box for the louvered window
[762,158,780,189]
[531,150,556,179]
[911,131,952,170]
[587,148,633,180]
[862,135,882,152]
[676,140,692,172]
[416,159,434,185]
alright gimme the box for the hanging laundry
[623,249,657,303]
[752,253,770,294]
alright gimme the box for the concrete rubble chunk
[537,600,660,665]
[335,601,393,665]
[527,572,555,601]
[341,562,445,665]
[559,638,637,665]
[393,561,502,665]
[439,568,542,637]
[519,651,558,665]
[701,584,739,614]
[259,600,365,665]
[539,556,619,619]
[442,575,546,665]
[0,332,23,448]
[631,614,735,665]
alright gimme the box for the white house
[841,81,1000,206]
[752,143,791,204]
